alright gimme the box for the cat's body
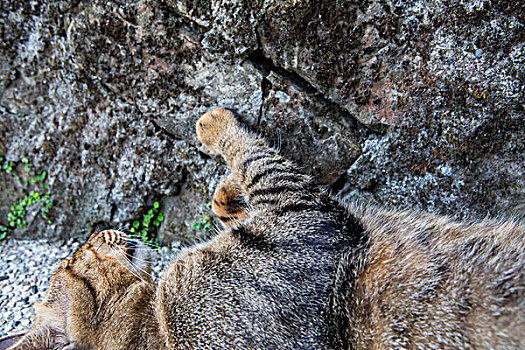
[337,205,524,349]
[2,108,523,350]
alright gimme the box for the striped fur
[7,230,158,350]
[6,108,524,349]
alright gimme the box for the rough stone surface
[258,71,362,185]
[0,0,523,243]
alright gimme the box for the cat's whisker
[122,250,156,265]
[118,235,159,247]
[121,244,162,256]
[111,243,147,268]
[109,245,141,273]
[109,244,151,285]
[118,243,153,251]
[109,244,191,288]
[122,234,144,239]
[210,222,222,235]
[108,239,201,288]
[113,224,128,232]
[118,237,153,247]
[109,243,173,287]
[123,234,160,244]
[119,234,144,242]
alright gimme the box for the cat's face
[3,230,154,350]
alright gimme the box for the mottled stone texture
[0,0,523,242]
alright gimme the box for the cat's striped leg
[197,108,317,214]
[212,173,249,227]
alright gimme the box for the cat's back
[339,204,525,349]
[156,211,347,349]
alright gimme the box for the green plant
[130,201,164,249]
[192,202,213,238]
[1,155,15,174]
[0,150,53,240]
[0,225,9,240]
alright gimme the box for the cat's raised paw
[196,108,237,154]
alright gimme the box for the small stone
[475,48,483,58]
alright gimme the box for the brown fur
[7,230,159,350]
[212,173,249,227]
[4,108,524,349]
[334,206,524,349]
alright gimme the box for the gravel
[0,238,180,338]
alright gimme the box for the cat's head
[2,230,154,350]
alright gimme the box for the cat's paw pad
[196,108,237,154]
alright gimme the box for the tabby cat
[1,108,523,349]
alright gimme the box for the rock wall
[0,0,523,242]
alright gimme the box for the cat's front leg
[212,173,249,227]
[197,108,316,214]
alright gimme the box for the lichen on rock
[0,0,523,241]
